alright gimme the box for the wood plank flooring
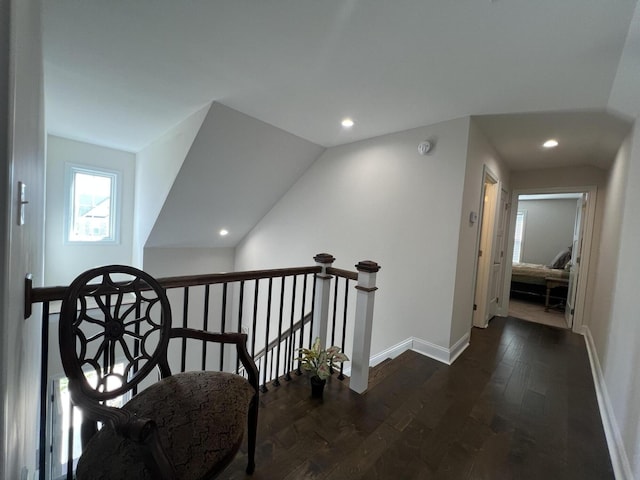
[220,316,613,480]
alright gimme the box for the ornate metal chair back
[59,265,172,405]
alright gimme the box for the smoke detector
[418,141,432,155]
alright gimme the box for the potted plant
[297,337,349,398]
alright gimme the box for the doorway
[472,167,505,328]
[504,186,596,332]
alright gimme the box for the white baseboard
[410,336,450,364]
[369,338,413,368]
[342,338,412,377]
[412,332,470,365]
[582,326,633,480]
[342,334,468,377]
[448,332,471,364]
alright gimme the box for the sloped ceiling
[146,103,325,248]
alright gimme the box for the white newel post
[311,253,335,349]
[349,260,381,394]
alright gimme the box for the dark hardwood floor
[220,316,613,479]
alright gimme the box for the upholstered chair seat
[76,371,255,480]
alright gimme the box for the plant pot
[310,375,326,399]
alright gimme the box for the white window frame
[512,210,527,263]
[64,164,121,244]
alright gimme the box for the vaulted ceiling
[43,0,639,171]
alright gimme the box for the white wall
[45,135,135,285]
[588,122,640,478]
[451,119,510,345]
[0,0,45,477]
[133,105,209,267]
[143,246,235,278]
[517,198,576,265]
[236,117,471,358]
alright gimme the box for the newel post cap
[314,253,336,264]
[355,260,381,273]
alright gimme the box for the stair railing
[25,253,379,480]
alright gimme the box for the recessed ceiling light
[341,118,354,128]
[543,139,559,148]
[219,229,229,236]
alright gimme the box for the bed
[511,262,570,310]
[511,262,569,286]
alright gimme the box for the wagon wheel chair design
[58,265,259,480]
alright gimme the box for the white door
[566,194,586,327]
[488,188,509,318]
[473,176,498,328]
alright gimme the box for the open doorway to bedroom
[505,187,595,331]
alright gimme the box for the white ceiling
[43,0,639,167]
[473,111,632,171]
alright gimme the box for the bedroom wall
[517,198,577,265]
[235,117,471,360]
[45,135,136,285]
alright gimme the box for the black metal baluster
[296,274,309,375]
[261,278,273,393]
[292,330,299,376]
[273,277,286,387]
[220,283,228,371]
[134,299,142,394]
[309,274,317,347]
[181,287,189,373]
[251,280,259,358]
[330,273,339,347]
[260,357,266,392]
[202,284,210,371]
[285,275,297,380]
[339,278,349,380]
[284,336,290,381]
[104,294,111,377]
[66,400,74,480]
[236,280,245,374]
[38,302,50,480]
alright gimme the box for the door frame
[503,185,597,333]
[472,166,500,328]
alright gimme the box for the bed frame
[511,263,569,310]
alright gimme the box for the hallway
[221,316,612,479]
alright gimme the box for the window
[65,165,120,243]
[512,210,526,263]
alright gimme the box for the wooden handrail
[326,266,358,280]
[26,265,323,307]
[25,264,364,315]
